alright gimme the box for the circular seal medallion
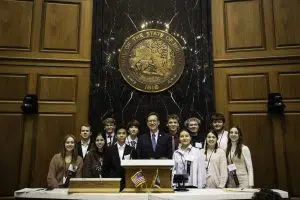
[119,29,185,93]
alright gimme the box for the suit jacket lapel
[78,142,83,156]
[156,132,163,150]
[113,136,117,146]
[124,145,132,158]
[87,142,92,151]
[112,145,120,165]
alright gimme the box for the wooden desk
[14,188,289,200]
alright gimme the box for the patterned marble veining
[89,0,214,134]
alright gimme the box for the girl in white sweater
[226,126,254,188]
[200,130,228,188]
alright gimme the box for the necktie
[108,135,112,146]
[172,136,175,154]
[151,134,157,151]
[131,140,136,148]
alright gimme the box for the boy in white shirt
[211,113,228,151]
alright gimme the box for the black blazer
[190,132,205,149]
[136,131,172,159]
[102,143,137,191]
[76,140,92,159]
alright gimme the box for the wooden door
[0,0,92,197]
[212,0,300,197]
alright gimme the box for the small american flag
[151,168,161,189]
[131,170,146,187]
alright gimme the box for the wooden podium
[121,159,174,193]
[68,178,121,193]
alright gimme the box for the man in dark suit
[77,124,92,159]
[136,112,172,159]
[102,126,137,191]
[102,117,117,147]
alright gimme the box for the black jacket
[136,131,172,159]
[76,140,92,160]
[102,143,137,191]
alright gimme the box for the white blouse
[217,130,228,151]
[172,145,206,188]
[229,143,254,187]
[200,148,228,188]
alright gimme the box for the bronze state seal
[119,29,185,93]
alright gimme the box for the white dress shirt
[217,130,228,151]
[172,144,206,188]
[117,143,125,162]
[81,139,90,158]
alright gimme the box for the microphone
[186,161,191,175]
[61,164,77,188]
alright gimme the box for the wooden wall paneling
[283,113,300,196]
[214,65,296,190]
[0,64,90,191]
[34,66,89,137]
[267,70,288,190]
[211,0,300,61]
[0,0,92,61]
[0,114,23,196]
[211,0,226,60]
[79,0,92,60]
[0,74,28,100]
[278,73,300,100]
[230,113,277,188]
[30,114,75,187]
[214,68,230,129]
[73,68,89,136]
[0,0,34,50]
[38,75,77,102]
[212,0,300,197]
[41,1,80,52]
[224,0,265,51]
[0,0,92,195]
[272,0,300,49]
[270,113,288,191]
[19,115,36,189]
[228,73,269,102]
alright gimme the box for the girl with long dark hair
[226,126,254,188]
[83,132,106,177]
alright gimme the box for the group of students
[47,112,254,190]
